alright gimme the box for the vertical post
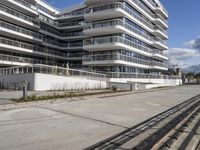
[23,81,28,100]
[130,83,133,91]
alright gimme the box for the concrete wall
[34,73,108,91]
[110,78,182,90]
[110,78,182,85]
[0,73,108,91]
[0,73,182,91]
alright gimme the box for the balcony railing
[58,21,85,27]
[66,42,83,48]
[148,0,168,16]
[59,8,90,18]
[0,65,107,81]
[132,0,168,25]
[0,4,39,26]
[62,31,85,37]
[84,36,165,55]
[89,2,167,36]
[102,72,180,79]
[13,0,36,11]
[85,19,167,46]
[0,37,70,58]
[43,39,83,49]
[83,54,167,68]
[0,20,42,40]
[0,53,62,66]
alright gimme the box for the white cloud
[167,48,200,69]
[167,35,200,72]
[184,36,200,51]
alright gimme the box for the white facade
[83,0,171,80]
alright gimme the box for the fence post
[130,83,133,91]
[22,81,28,100]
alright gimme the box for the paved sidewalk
[0,85,200,150]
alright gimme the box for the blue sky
[160,0,200,48]
[46,0,200,70]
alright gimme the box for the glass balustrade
[0,37,70,58]
[131,0,168,25]
[0,65,107,81]
[85,19,167,46]
[148,0,168,15]
[59,8,90,18]
[89,2,167,36]
[13,0,35,11]
[62,32,85,37]
[83,54,167,67]
[0,20,42,39]
[104,72,180,79]
[0,53,61,66]
[0,4,39,26]
[84,36,165,55]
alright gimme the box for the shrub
[112,85,118,91]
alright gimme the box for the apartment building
[0,0,178,84]
[0,0,87,69]
[83,0,169,79]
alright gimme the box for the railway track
[85,94,200,150]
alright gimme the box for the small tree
[194,73,200,84]
[185,72,195,84]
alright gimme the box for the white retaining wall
[0,73,108,91]
[0,73,182,91]
[110,78,182,88]
[34,73,108,91]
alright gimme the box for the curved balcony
[83,53,168,70]
[0,4,39,29]
[0,20,42,43]
[57,9,90,20]
[128,0,168,29]
[0,37,70,60]
[83,36,167,58]
[84,19,168,50]
[61,31,87,40]
[1,0,38,16]
[43,39,83,50]
[58,21,85,30]
[85,2,168,39]
[0,53,59,66]
[152,50,168,60]
[85,0,168,19]
[143,0,168,18]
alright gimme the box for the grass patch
[15,90,130,103]
[16,92,80,102]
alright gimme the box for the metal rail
[84,94,200,150]
[135,99,200,149]
[154,107,200,150]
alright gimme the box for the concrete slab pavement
[0,85,200,150]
